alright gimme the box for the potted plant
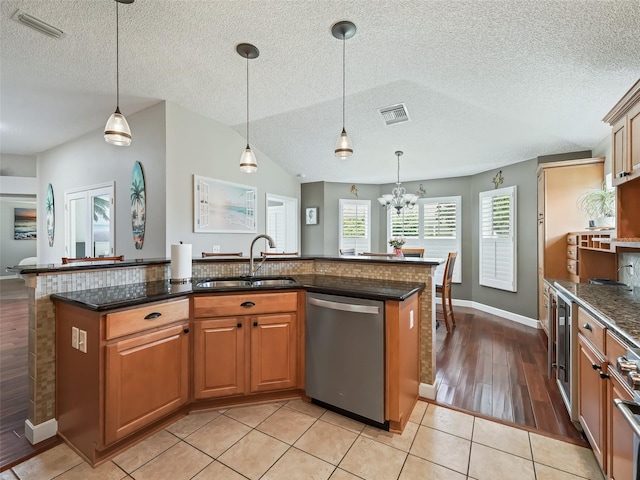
[578,186,616,228]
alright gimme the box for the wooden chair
[436,252,457,333]
[260,251,299,256]
[62,255,124,264]
[339,248,356,256]
[402,248,424,258]
[202,252,243,257]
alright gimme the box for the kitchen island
[8,255,441,448]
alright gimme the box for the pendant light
[237,43,259,173]
[104,0,134,146]
[378,151,419,214]
[331,21,356,158]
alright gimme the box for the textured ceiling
[1,0,639,183]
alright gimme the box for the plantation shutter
[339,199,371,254]
[390,207,419,239]
[479,186,517,292]
[423,198,461,282]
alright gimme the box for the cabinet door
[629,101,640,179]
[612,117,628,185]
[193,317,246,399]
[105,323,189,444]
[577,335,606,469]
[608,371,634,480]
[250,313,297,392]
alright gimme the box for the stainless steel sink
[195,277,296,288]
[196,279,252,288]
[251,278,296,287]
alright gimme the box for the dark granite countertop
[50,274,425,311]
[8,255,442,275]
[553,279,640,348]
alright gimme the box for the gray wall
[1,199,37,274]
[0,154,37,177]
[164,102,301,256]
[301,182,325,255]
[37,102,168,263]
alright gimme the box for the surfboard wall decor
[131,161,146,250]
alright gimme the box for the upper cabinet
[604,79,640,186]
[604,79,640,241]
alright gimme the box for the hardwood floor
[0,279,59,471]
[435,305,588,445]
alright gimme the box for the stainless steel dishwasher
[305,292,385,426]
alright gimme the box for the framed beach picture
[193,175,257,233]
[14,208,37,240]
[46,183,55,246]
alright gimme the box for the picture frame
[193,175,257,233]
[305,207,318,225]
[14,208,37,240]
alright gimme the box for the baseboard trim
[419,383,436,400]
[451,299,540,329]
[0,274,18,280]
[25,418,58,444]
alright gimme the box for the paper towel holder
[170,241,192,284]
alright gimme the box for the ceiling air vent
[11,9,66,39]
[379,103,410,126]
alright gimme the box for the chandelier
[377,151,419,214]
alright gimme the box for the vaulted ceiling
[1,1,639,183]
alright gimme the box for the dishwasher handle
[614,398,640,439]
[308,296,380,315]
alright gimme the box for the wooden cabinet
[605,80,640,186]
[576,306,636,478]
[537,158,604,323]
[105,323,189,444]
[55,298,190,464]
[577,333,607,469]
[193,292,300,400]
[566,232,617,283]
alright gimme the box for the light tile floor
[1,400,604,480]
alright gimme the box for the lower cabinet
[105,323,189,444]
[577,334,607,469]
[193,292,299,400]
[607,369,635,480]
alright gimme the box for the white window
[339,199,371,254]
[65,182,115,258]
[479,185,517,292]
[388,196,461,282]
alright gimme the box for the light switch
[212,244,221,253]
[78,330,87,353]
[71,327,79,349]
[409,310,414,329]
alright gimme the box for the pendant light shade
[104,0,134,146]
[332,21,356,158]
[237,43,259,173]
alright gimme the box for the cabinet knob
[144,312,162,320]
[241,301,256,308]
[183,328,190,334]
[253,321,258,327]
[617,171,630,178]
[583,323,592,331]
[599,372,610,380]
[237,323,242,328]
[591,363,601,371]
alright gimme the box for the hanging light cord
[115,1,120,110]
[342,34,346,130]
[396,153,401,186]
[246,54,250,146]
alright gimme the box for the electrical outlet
[409,310,414,329]
[71,327,79,349]
[212,244,221,253]
[78,330,87,353]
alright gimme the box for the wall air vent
[11,9,66,39]
[379,103,410,126]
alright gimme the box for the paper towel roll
[170,243,192,284]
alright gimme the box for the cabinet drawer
[106,299,189,340]
[606,330,629,367]
[578,307,606,354]
[567,259,578,276]
[193,292,298,318]
[567,234,578,245]
[567,245,578,260]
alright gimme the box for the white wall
[37,102,167,263]
[0,154,37,177]
[164,102,300,257]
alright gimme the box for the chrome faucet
[249,234,276,277]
